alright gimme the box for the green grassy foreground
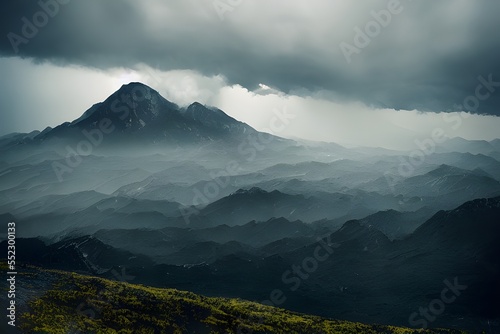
[17,267,465,334]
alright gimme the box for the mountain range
[1,82,499,332]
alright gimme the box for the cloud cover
[2,0,500,115]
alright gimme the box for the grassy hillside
[17,267,466,334]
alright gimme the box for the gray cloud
[1,0,500,115]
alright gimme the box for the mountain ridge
[1,82,273,151]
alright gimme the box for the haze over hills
[3,196,499,331]
[3,0,500,332]
[1,82,500,332]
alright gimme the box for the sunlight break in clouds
[1,57,499,150]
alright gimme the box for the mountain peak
[103,82,164,105]
[428,164,464,176]
[234,187,270,196]
[409,196,500,247]
[33,81,262,147]
[68,82,178,133]
[121,81,152,89]
[113,82,161,98]
[188,101,204,108]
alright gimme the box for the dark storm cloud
[1,0,500,115]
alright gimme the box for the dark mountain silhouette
[3,191,499,331]
[188,187,334,227]
[16,82,269,148]
[354,208,430,240]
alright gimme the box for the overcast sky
[1,0,499,149]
